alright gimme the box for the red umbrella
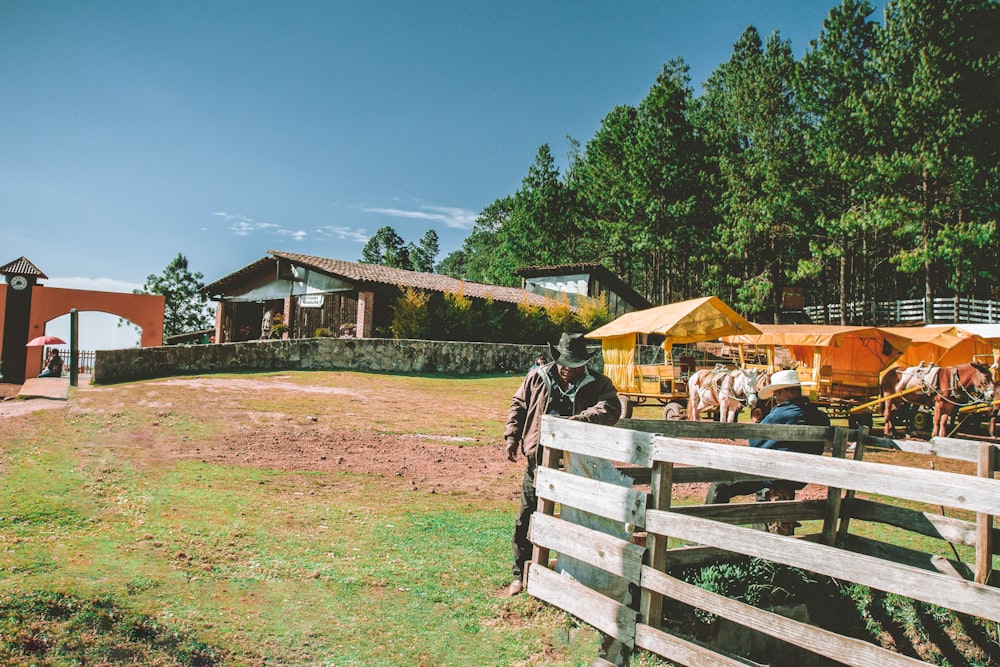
[26,335,67,347]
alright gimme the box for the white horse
[719,367,763,423]
[688,365,761,422]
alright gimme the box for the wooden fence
[524,416,999,666]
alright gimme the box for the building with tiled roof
[202,251,572,342]
[517,263,651,317]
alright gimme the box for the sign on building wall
[297,294,325,308]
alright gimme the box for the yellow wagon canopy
[586,296,761,343]
[587,297,760,394]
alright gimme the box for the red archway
[15,286,164,381]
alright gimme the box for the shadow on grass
[0,590,226,666]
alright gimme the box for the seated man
[705,369,830,505]
[38,350,64,378]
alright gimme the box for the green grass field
[0,371,636,666]
[1,371,996,666]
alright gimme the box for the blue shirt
[750,397,830,455]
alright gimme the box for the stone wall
[93,338,576,384]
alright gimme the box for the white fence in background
[802,297,999,325]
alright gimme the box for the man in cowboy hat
[705,368,830,505]
[503,332,621,597]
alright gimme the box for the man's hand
[505,438,519,462]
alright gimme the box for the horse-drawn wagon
[587,296,761,419]
[871,326,1000,437]
[720,324,911,429]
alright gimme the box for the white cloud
[275,229,308,241]
[45,276,142,293]
[316,226,370,243]
[362,204,477,229]
[214,211,284,237]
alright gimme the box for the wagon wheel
[619,396,634,419]
[662,402,684,420]
[910,409,932,434]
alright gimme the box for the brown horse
[880,362,995,438]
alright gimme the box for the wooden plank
[535,466,646,526]
[672,500,827,525]
[530,445,561,578]
[663,544,748,569]
[526,563,636,644]
[542,416,654,466]
[650,436,1000,515]
[849,432,898,449]
[640,460,673,630]
[848,498,983,547]
[933,437,1000,464]
[822,427,850,545]
[671,467,770,485]
[976,442,996,585]
[640,566,929,667]
[634,623,759,666]
[615,466,651,485]
[645,510,1000,623]
[617,418,834,444]
[837,427,869,545]
[835,534,975,581]
[528,512,644,584]
[864,436,1000,464]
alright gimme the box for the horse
[880,362,996,438]
[688,365,762,422]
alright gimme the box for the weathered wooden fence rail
[525,416,999,666]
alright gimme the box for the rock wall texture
[93,338,573,383]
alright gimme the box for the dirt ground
[0,378,528,501]
[0,377,844,506]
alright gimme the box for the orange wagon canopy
[880,325,995,367]
[721,324,911,383]
[587,296,761,393]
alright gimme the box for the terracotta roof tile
[205,251,561,308]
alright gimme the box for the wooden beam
[634,623,759,666]
[535,466,646,526]
[976,442,996,585]
[526,563,636,644]
[528,512,644,584]
[645,511,1000,623]
[651,436,1000,515]
[641,566,929,667]
[640,459,672,630]
[542,416,654,466]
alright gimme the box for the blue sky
[1,1,884,347]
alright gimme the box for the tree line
[372,0,999,324]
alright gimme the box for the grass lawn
[0,371,635,666]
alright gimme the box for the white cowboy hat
[758,369,804,400]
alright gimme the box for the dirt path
[0,382,69,418]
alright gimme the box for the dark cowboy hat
[548,332,595,369]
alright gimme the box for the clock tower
[1,257,47,383]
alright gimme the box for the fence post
[976,443,996,585]
[529,445,562,583]
[836,426,868,547]
[821,427,850,546]
[640,460,673,631]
